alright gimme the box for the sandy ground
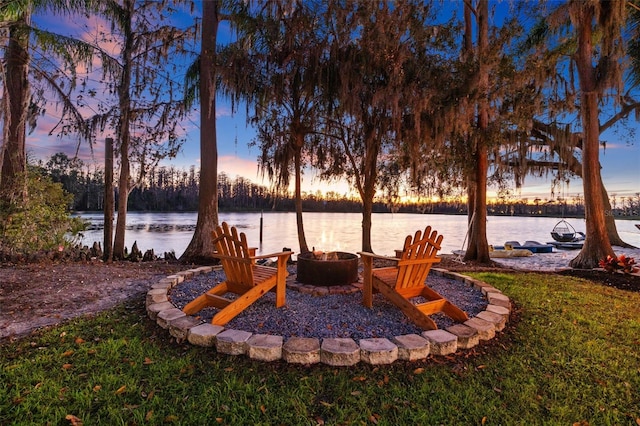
[477,246,640,272]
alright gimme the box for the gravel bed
[169,267,487,341]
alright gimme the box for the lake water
[75,211,640,258]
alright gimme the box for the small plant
[598,254,639,274]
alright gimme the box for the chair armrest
[251,251,293,261]
[358,251,400,262]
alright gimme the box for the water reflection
[75,211,640,258]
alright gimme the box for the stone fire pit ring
[146,267,512,366]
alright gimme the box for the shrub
[0,171,87,253]
[598,254,639,274]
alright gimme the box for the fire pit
[296,251,359,286]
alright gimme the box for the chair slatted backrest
[212,222,254,286]
[395,226,443,289]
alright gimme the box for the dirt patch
[0,260,184,341]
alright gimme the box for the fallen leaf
[62,350,74,357]
[260,405,266,414]
[62,363,73,370]
[352,376,367,382]
[115,385,126,395]
[350,391,362,396]
[145,411,154,421]
[216,418,223,423]
[65,414,83,425]
[165,415,179,422]
[75,337,85,344]
[413,368,425,375]
[92,385,101,392]
[143,357,153,365]
[482,416,487,425]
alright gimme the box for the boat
[548,241,584,250]
[452,249,533,258]
[489,248,533,258]
[493,241,554,254]
[551,219,579,242]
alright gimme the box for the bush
[0,171,86,253]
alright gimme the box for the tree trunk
[569,5,615,268]
[1,12,30,206]
[464,0,491,263]
[360,131,380,253]
[180,1,219,264]
[294,137,308,253]
[103,137,114,262]
[112,0,134,260]
[601,176,635,248]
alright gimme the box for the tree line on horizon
[2,1,640,267]
[38,152,640,219]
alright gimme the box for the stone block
[151,280,173,290]
[392,334,430,361]
[216,329,252,355]
[486,304,510,319]
[283,337,321,364]
[487,292,511,309]
[422,329,457,356]
[177,270,195,279]
[445,324,479,349]
[169,316,201,341]
[156,308,186,329]
[464,317,496,340]
[146,288,168,306]
[359,338,398,365]
[320,338,360,366]
[188,323,224,347]
[146,301,174,320]
[312,287,329,296]
[165,274,184,284]
[476,310,507,332]
[247,334,283,362]
[480,285,501,296]
[186,268,203,276]
[193,266,215,274]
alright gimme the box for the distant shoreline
[72,209,640,221]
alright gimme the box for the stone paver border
[146,266,512,366]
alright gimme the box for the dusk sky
[24,2,640,203]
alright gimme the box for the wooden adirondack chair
[183,222,292,326]
[359,226,468,330]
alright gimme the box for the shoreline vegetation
[75,208,640,221]
[35,153,640,219]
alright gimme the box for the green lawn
[1,272,639,425]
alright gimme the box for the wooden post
[103,137,114,262]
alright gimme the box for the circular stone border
[145,266,512,366]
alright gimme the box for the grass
[1,272,639,425]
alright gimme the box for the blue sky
[24,2,640,203]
